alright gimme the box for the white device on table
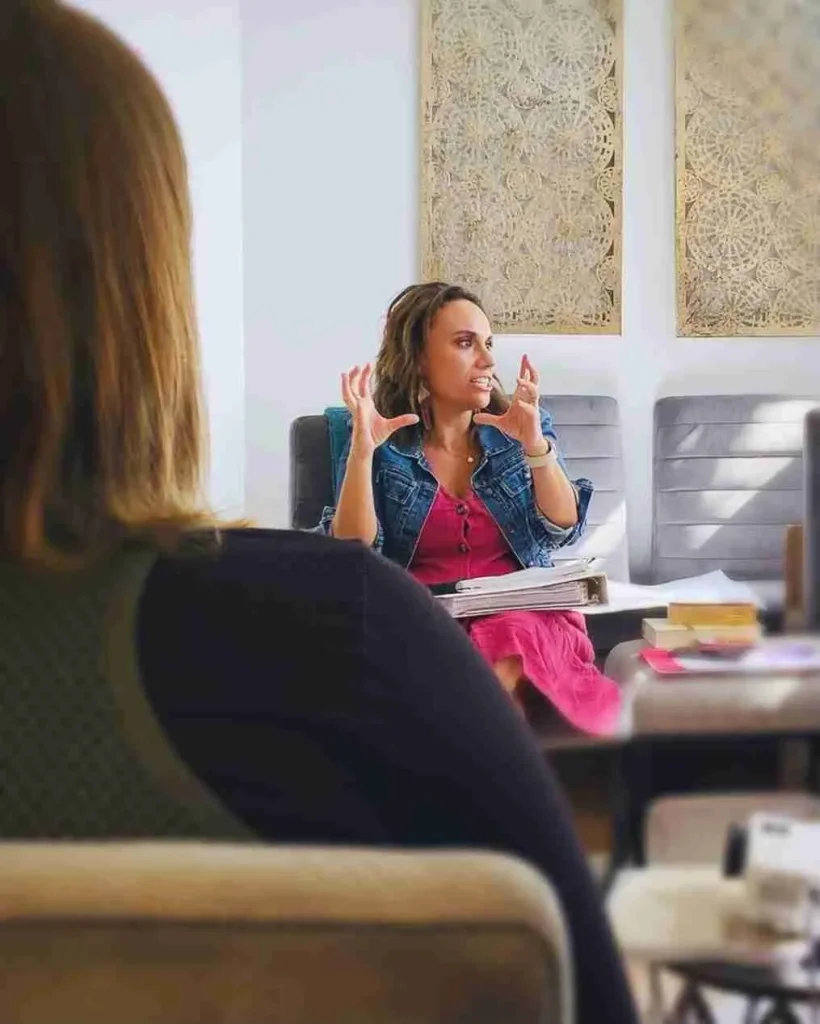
[731,813,820,936]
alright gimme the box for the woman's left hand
[473,354,544,451]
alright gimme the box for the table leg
[624,740,653,867]
[742,1000,759,1024]
[757,1001,801,1023]
[601,746,632,894]
[645,964,665,1024]
[666,980,716,1023]
[808,735,820,793]
[801,930,820,1024]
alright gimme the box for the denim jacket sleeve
[314,407,384,552]
[530,408,593,550]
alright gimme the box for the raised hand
[341,363,419,458]
[473,354,544,451]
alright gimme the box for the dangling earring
[418,382,432,432]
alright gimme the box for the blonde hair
[0,1,221,565]
[373,283,508,440]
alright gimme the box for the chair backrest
[644,792,820,866]
[0,842,573,1024]
[289,414,333,531]
[545,396,629,581]
[651,395,820,583]
[289,396,630,580]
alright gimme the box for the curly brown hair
[373,283,508,440]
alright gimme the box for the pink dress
[409,488,621,736]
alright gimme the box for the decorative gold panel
[676,0,820,337]
[420,0,623,334]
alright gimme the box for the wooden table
[603,640,820,867]
[605,640,820,739]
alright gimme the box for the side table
[604,640,820,864]
[608,867,820,1024]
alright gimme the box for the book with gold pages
[642,617,763,650]
[667,602,759,628]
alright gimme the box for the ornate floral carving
[421,0,622,333]
[677,0,820,336]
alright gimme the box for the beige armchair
[0,842,573,1024]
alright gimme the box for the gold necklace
[426,429,478,465]
[429,441,476,464]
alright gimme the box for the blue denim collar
[386,423,515,462]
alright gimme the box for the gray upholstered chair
[650,395,820,611]
[289,412,335,536]
[603,403,820,869]
[0,842,573,1024]
[538,396,630,582]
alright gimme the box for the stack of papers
[583,571,764,617]
[434,566,773,621]
[435,560,608,618]
[641,637,820,676]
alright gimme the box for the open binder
[433,560,609,619]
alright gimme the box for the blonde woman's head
[0,0,214,564]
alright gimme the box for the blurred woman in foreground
[0,5,637,1022]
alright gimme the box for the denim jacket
[318,406,593,570]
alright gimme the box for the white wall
[242,0,418,529]
[76,0,245,517]
[242,0,820,574]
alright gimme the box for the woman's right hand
[341,364,419,458]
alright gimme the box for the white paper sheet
[670,636,820,675]
[455,559,595,595]
[583,571,762,616]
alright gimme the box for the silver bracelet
[524,440,557,468]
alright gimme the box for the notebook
[640,637,820,676]
[433,561,609,619]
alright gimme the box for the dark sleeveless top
[0,527,637,1024]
